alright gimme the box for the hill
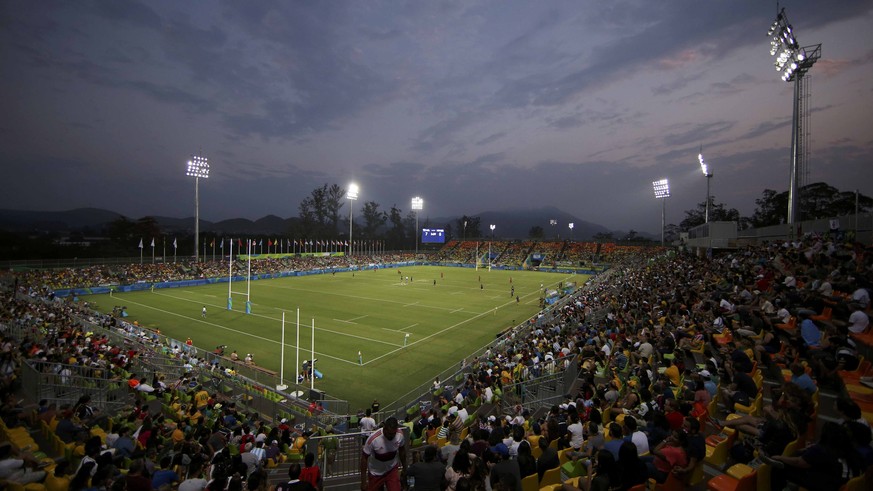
[0,207,649,241]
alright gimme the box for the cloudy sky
[1,1,871,235]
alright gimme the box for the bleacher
[2,239,872,490]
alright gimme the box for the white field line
[116,296,355,365]
[150,291,401,355]
[144,272,580,366]
[268,283,464,313]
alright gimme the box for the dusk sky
[1,1,871,235]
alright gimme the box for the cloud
[662,121,735,147]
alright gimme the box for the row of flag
[138,238,177,249]
[137,238,386,250]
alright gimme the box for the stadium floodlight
[489,224,495,271]
[549,219,557,239]
[568,222,574,241]
[186,155,209,263]
[652,179,670,247]
[411,197,423,259]
[698,152,713,223]
[766,7,821,231]
[347,183,359,256]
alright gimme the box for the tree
[751,189,784,227]
[385,205,407,250]
[326,184,345,234]
[456,215,481,239]
[679,197,742,231]
[107,216,137,246]
[750,183,873,227]
[360,201,387,238]
[528,225,544,239]
[135,216,161,243]
[443,223,454,241]
[404,210,417,249]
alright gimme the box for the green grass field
[89,265,585,410]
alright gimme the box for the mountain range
[0,207,653,241]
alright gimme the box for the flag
[220,239,224,250]
[173,238,177,249]
[268,239,272,247]
[238,239,242,248]
[138,238,143,249]
[259,239,263,247]
[150,238,155,247]
[210,238,215,247]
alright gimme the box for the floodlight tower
[767,7,821,230]
[347,183,359,256]
[568,222,574,241]
[653,179,670,246]
[698,152,712,223]
[489,224,496,271]
[186,155,210,263]
[550,219,557,239]
[411,197,423,259]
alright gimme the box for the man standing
[201,306,207,318]
[359,409,377,442]
[361,417,406,491]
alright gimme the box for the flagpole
[151,238,155,264]
[227,239,233,310]
[162,236,166,263]
[246,239,252,314]
[139,238,143,265]
[173,238,177,264]
[296,308,300,387]
[278,311,288,391]
[310,318,315,392]
[212,239,215,263]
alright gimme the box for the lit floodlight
[698,153,711,177]
[767,8,820,84]
[186,156,210,178]
[347,183,359,200]
[652,179,670,199]
[411,196,423,210]
[186,154,210,263]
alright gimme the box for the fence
[20,360,131,414]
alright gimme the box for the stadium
[3,3,873,491]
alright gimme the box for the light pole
[550,219,557,239]
[411,197,423,259]
[568,222,574,241]
[347,183,359,256]
[653,179,670,246]
[489,224,495,271]
[767,7,821,232]
[698,152,712,223]
[186,155,209,263]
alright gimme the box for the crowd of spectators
[14,253,416,291]
[3,235,873,491]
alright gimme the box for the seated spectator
[764,421,863,491]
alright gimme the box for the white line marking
[450,308,464,313]
[399,324,418,331]
[333,319,356,324]
[404,301,419,307]
[150,291,400,351]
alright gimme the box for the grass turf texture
[88,265,585,410]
